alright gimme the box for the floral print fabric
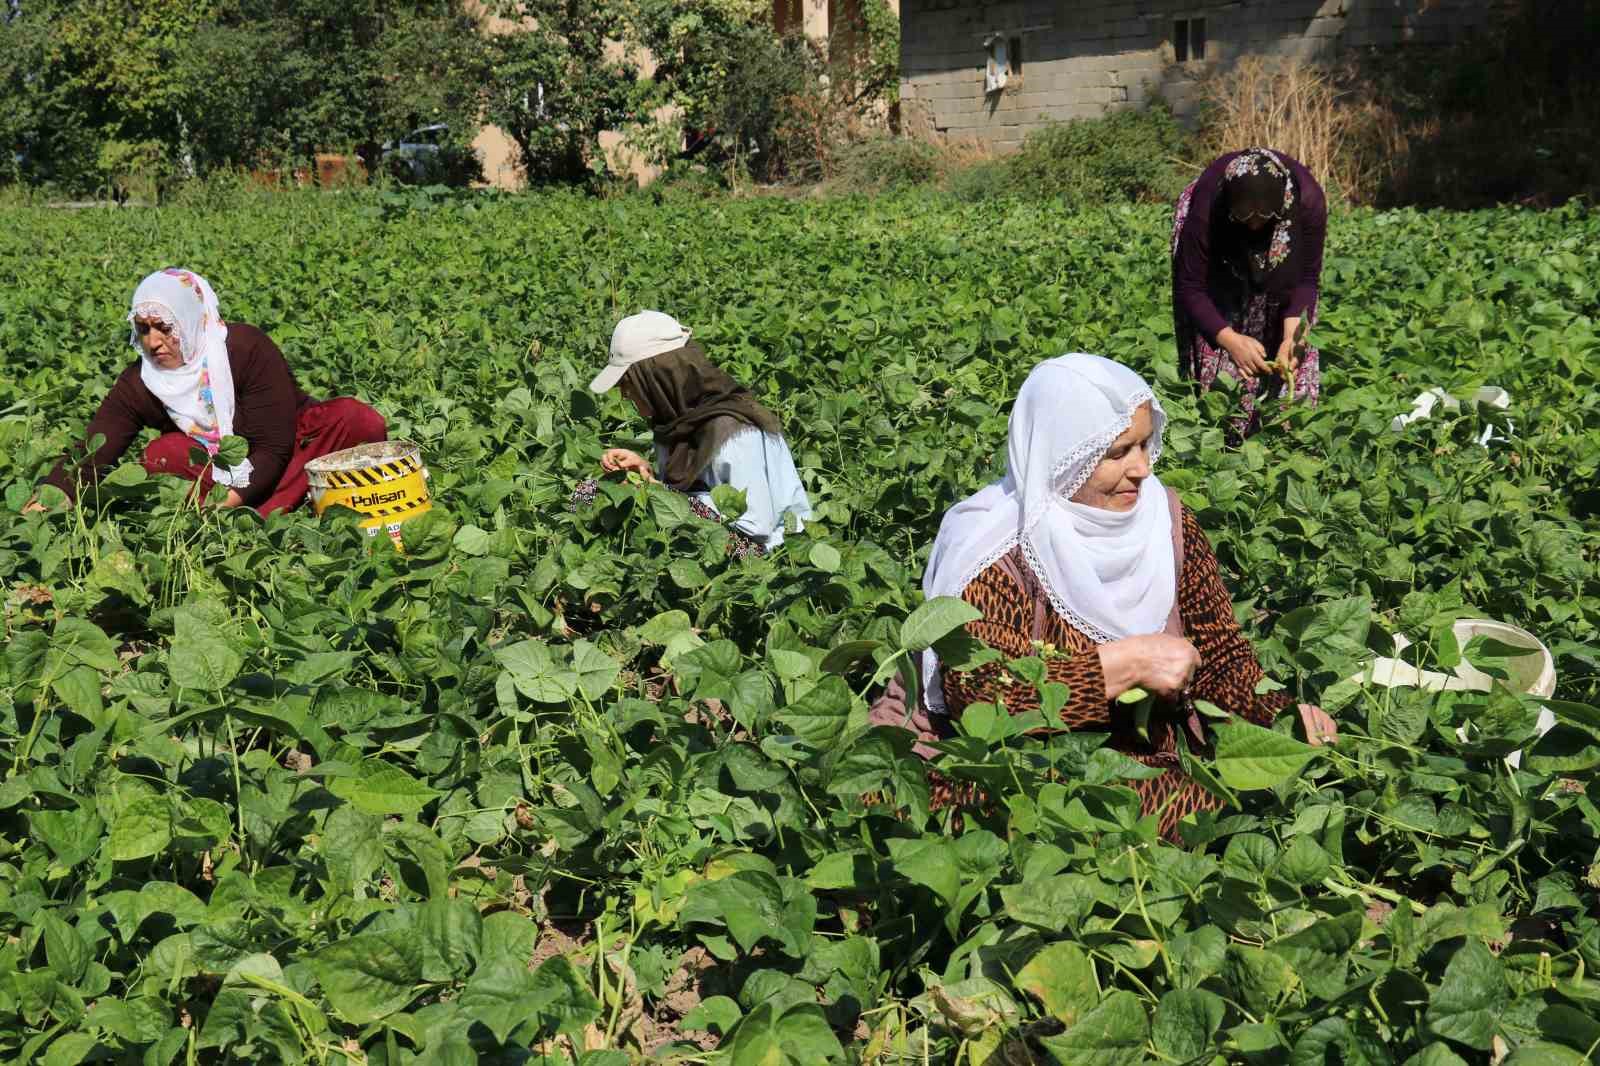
[1221,148,1297,279]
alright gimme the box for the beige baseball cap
[589,311,692,393]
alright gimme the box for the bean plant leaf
[1424,940,1508,1050]
[1016,941,1100,1026]
[495,639,578,703]
[313,930,425,1024]
[1212,720,1319,790]
[40,912,90,985]
[107,796,173,862]
[1038,989,1148,1066]
[809,543,842,573]
[327,763,440,816]
[571,640,621,700]
[900,597,983,653]
[681,995,742,1035]
[214,435,249,470]
[1153,988,1226,1061]
[48,617,121,675]
[1268,910,1361,1000]
[775,675,853,748]
[169,612,243,692]
[709,484,747,520]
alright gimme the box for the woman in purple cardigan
[1170,148,1327,439]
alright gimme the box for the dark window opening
[1174,17,1207,63]
[1009,35,1023,76]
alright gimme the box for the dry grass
[930,135,1000,172]
[1194,55,1403,204]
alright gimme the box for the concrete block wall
[899,0,1507,147]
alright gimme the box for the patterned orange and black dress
[935,505,1288,841]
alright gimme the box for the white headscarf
[131,269,251,489]
[921,354,1173,712]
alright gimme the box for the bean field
[1,188,1599,1065]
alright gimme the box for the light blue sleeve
[695,431,813,548]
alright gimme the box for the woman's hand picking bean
[1220,329,1272,380]
[601,448,654,480]
[1100,634,1201,701]
[1298,703,1338,746]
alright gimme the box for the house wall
[899,0,1507,151]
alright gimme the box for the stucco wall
[899,0,1508,150]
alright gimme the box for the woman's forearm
[1097,640,1143,701]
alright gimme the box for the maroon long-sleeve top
[1173,150,1328,344]
[42,324,310,508]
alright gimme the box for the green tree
[626,0,775,168]
[0,0,102,188]
[1,0,214,193]
[201,0,491,176]
[482,0,645,186]
[1,0,492,191]
[626,0,900,183]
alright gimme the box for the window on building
[1173,17,1207,63]
[1009,35,1023,78]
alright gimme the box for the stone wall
[899,0,1508,149]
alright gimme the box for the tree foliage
[0,0,905,192]
[1,0,490,193]
[481,0,644,186]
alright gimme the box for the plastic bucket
[1352,618,1556,768]
[305,440,431,547]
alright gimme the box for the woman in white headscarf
[33,268,387,514]
[923,354,1335,841]
[585,310,812,553]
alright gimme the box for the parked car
[380,124,481,186]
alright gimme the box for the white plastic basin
[1352,618,1557,768]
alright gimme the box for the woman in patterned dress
[922,355,1336,841]
[1171,147,1327,439]
[31,268,386,515]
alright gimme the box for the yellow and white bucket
[305,440,432,547]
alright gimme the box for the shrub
[706,27,820,184]
[943,158,1013,202]
[1002,102,1191,208]
[833,136,941,192]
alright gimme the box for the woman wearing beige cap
[588,311,812,552]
